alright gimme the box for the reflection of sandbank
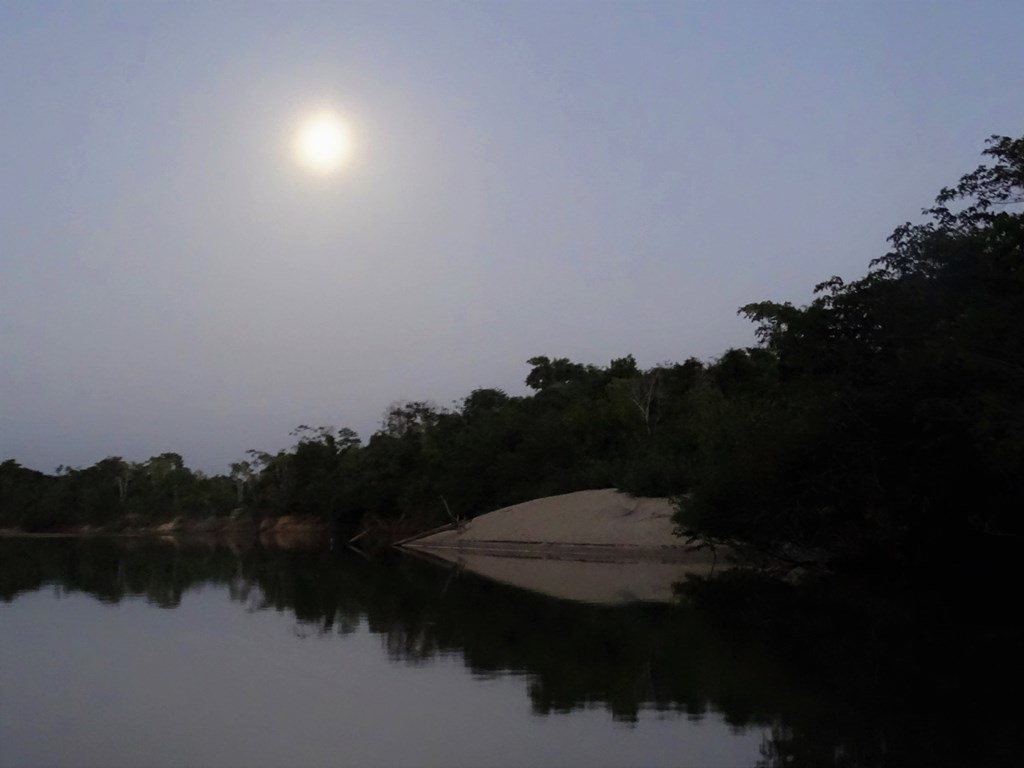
[407,547,722,604]
[401,489,728,604]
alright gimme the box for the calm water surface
[0,538,1018,768]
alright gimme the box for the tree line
[2,135,1021,572]
[0,353,713,538]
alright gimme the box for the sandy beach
[403,488,687,553]
[401,489,724,603]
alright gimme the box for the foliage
[679,135,1024,565]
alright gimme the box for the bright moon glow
[295,111,351,174]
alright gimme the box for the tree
[525,356,588,391]
[461,388,511,422]
[681,134,1024,562]
[229,461,254,505]
[381,401,442,438]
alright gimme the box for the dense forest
[2,135,1021,576]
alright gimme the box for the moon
[294,111,351,174]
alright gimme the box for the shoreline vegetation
[2,135,1022,589]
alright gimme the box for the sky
[3,1,1023,475]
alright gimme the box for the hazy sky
[3,1,1023,474]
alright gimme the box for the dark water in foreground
[0,538,1019,768]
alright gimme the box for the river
[0,537,1018,767]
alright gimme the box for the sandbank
[400,489,725,604]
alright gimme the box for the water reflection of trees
[2,538,1019,768]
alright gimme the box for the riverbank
[0,513,330,542]
[0,488,712,570]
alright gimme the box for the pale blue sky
[3,1,1023,473]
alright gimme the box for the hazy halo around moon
[294,110,351,174]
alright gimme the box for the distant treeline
[0,352,711,536]
[2,135,1021,571]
